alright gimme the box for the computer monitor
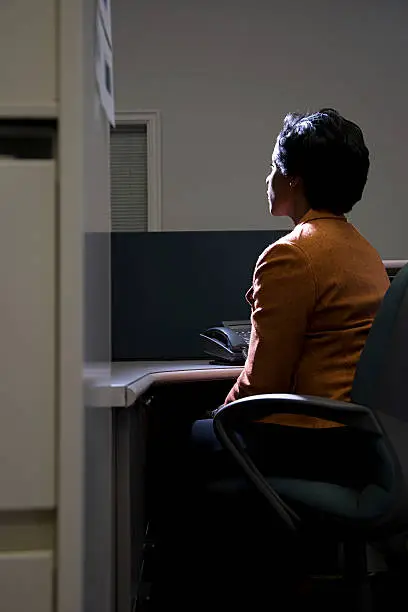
[383,260,408,282]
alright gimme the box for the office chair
[212,263,408,611]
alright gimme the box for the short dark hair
[274,108,369,214]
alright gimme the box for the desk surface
[110,360,242,407]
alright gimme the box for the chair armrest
[212,394,383,435]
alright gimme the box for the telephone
[200,320,251,364]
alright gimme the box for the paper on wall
[95,11,115,126]
[98,0,112,46]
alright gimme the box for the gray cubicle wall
[111,230,287,360]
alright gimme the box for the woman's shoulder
[256,233,310,268]
[264,214,346,260]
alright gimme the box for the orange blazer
[225,209,390,428]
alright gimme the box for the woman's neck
[291,201,310,225]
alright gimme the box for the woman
[224,108,390,424]
[191,108,389,479]
[159,110,391,607]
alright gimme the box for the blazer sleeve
[224,241,316,404]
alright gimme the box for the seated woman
[157,110,390,608]
[191,108,390,483]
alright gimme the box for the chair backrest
[352,263,408,422]
[352,264,408,528]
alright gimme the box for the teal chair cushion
[269,477,390,521]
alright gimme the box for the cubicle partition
[111,230,288,360]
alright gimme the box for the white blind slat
[110,124,148,232]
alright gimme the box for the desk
[111,361,242,612]
[111,360,243,407]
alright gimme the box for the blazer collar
[297,209,347,225]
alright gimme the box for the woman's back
[286,210,389,404]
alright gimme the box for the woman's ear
[289,177,300,189]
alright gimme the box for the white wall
[59,1,111,611]
[82,2,112,611]
[112,0,408,258]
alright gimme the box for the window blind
[110,123,148,231]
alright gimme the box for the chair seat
[268,477,389,521]
[208,476,389,522]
